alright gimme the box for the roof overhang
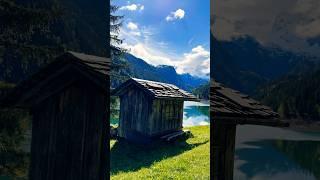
[210,80,289,127]
[0,51,110,108]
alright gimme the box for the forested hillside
[212,33,320,121]
[0,0,107,83]
[211,34,320,95]
[0,0,108,177]
[192,82,209,100]
[257,70,320,121]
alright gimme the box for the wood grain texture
[29,78,107,180]
[118,85,184,140]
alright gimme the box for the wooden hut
[0,51,110,180]
[112,78,198,141]
[211,80,288,180]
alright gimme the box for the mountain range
[212,33,320,120]
[211,34,320,95]
[111,53,208,92]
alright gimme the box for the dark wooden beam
[213,120,237,180]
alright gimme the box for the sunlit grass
[110,125,210,179]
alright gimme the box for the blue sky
[114,0,210,78]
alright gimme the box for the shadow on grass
[110,138,208,174]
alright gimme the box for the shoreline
[284,120,320,133]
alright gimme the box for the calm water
[183,101,209,126]
[110,101,210,126]
[235,125,320,180]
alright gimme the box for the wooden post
[213,121,237,180]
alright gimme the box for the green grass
[110,125,210,179]
[0,81,15,89]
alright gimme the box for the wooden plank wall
[118,86,151,138]
[213,121,237,180]
[149,99,184,136]
[118,87,184,138]
[29,80,107,180]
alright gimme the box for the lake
[235,125,320,180]
[110,101,210,126]
[183,101,209,126]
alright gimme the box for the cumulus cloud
[212,0,294,42]
[166,9,185,21]
[211,0,320,56]
[120,4,144,11]
[119,24,209,78]
[127,22,138,30]
[176,46,210,78]
[295,20,320,39]
[122,42,210,78]
[118,26,174,66]
[122,43,174,66]
[125,22,142,37]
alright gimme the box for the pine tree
[110,2,124,55]
[0,0,63,52]
[110,1,130,88]
[109,1,130,122]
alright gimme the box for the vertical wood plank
[29,77,107,180]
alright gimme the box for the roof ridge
[132,78,178,87]
[67,51,110,63]
[112,78,198,101]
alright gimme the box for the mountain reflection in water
[235,125,320,180]
[183,101,209,127]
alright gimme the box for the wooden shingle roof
[0,51,110,108]
[112,78,198,101]
[211,80,287,126]
[67,51,110,75]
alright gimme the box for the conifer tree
[110,0,130,88]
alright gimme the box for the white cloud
[119,25,209,78]
[125,22,143,37]
[129,31,141,37]
[120,4,144,11]
[211,0,320,56]
[120,4,138,11]
[166,9,185,21]
[119,27,168,65]
[127,22,138,30]
[120,41,174,66]
[295,20,320,38]
[176,46,210,78]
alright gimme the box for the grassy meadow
[110,125,210,179]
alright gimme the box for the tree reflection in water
[235,140,320,179]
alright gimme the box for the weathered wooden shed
[0,51,110,180]
[211,80,288,180]
[112,78,198,140]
